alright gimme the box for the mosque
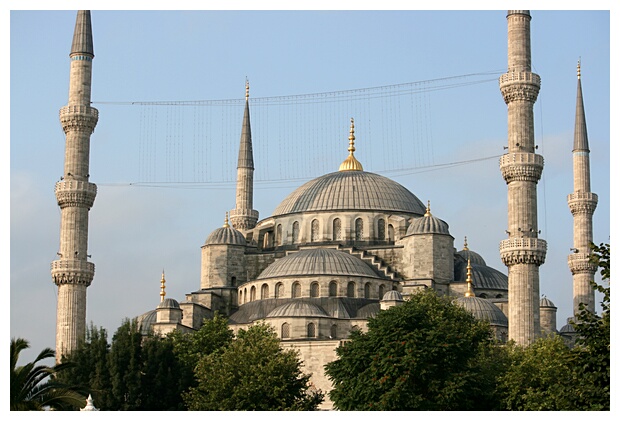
[53,11,598,409]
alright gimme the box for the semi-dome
[266,301,329,318]
[271,171,426,217]
[256,248,381,280]
[205,214,246,245]
[456,296,508,327]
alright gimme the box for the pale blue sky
[7,2,614,364]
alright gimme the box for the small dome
[157,298,180,309]
[381,290,403,301]
[457,249,486,266]
[454,259,508,291]
[406,214,450,235]
[559,321,576,334]
[266,301,329,318]
[136,309,157,335]
[205,226,246,246]
[540,296,556,308]
[257,248,380,280]
[456,296,508,327]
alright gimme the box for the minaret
[498,10,547,345]
[51,11,98,361]
[230,81,259,231]
[567,60,598,315]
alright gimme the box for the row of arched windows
[280,322,333,339]
[274,218,395,245]
[239,281,388,304]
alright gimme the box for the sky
[7,2,615,366]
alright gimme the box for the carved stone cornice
[55,180,97,209]
[59,105,99,134]
[499,71,540,104]
[567,192,598,215]
[229,208,259,230]
[500,152,544,183]
[567,253,598,274]
[500,237,547,266]
[51,259,95,286]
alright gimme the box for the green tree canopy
[324,289,505,410]
[183,322,324,410]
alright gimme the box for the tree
[10,338,87,411]
[107,318,144,410]
[183,322,324,410]
[324,289,504,410]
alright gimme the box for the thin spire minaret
[567,60,598,315]
[52,10,98,361]
[230,80,258,230]
[499,11,547,345]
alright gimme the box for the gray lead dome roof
[456,297,508,327]
[266,301,329,318]
[406,214,450,235]
[257,248,381,280]
[205,226,246,246]
[272,171,426,216]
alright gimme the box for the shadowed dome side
[454,260,508,291]
[136,310,157,335]
[271,171,426,217]
[256,248,381,280]
[457,249,486,266]
[266,301,329,318]
[456,297,508,327]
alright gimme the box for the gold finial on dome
[223,212,230,228]
[463,236,469,251]
[424,200,431,217]
[160,270,166,302]
[338,118,364,171]
[465,258,475,297]
[245,78,249,99]
[577,59,581,80]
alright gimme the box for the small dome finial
[577,59,581,80]
[424,200,431,217]
[223,212,230,228]
[465,258,475,297]
[463,236,469,250]
[160,270,166,302]
[338,118,364,171]
[245,78,249,100]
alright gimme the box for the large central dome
[272,170,426,217]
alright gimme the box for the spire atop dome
[339,118,364,171]
[160,270,166,302]
[424,200,431,217]
[223,212,230,228]
[71,11,94,58]
[463,236,469,250]
[465,258,475,297]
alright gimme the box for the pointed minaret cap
[71,11,94,58]
[339,118,364,171]
[237,80,254,169]
[465,258,475,297]
[573,59,590,152]
[160,270,166,302]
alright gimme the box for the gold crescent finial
[223,212,230,228]
[160,270,166,302]
[424,200,431,217]
[245,79,249,99]
[463,236,469,251]
[577,59,581,80]
[465,258,475,297]
[338,117,364,171]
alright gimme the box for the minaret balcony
[499,71,540,103]
[499,152,544,183]
[499,237,547,266]
[51,259,95,286]
[567,191,598,215]
[55,180,97,209]
[59,105,99,134]
[567,252,598,274]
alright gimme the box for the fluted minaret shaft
[568,63,598,315]
[230,82,258,230]
[499,11,547,345]
[52,10,98,362]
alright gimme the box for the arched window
[388,224,395,242]
[496,294,503,299]
[276,224,282,245]
[355,218,364,241]
[244,288,248,303]
[330,324,337,339]
[307,323,316,338]
[292,221,300,243]
[281,323,290,339]
[479,293,488,299]
[250,286,256,302]
[333,218,342,241]
[347,281,356,298]
[239,289,243,305]
[261,283,269,299]
[292,282,301,298]
[310,282,320,298]
[275,282,283,299]
[329,281,338,297]
[377,218,386,241]
[379,284,385,299]
[364,282,371,299]
[231,276,237,287]
[311,219,319,242]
